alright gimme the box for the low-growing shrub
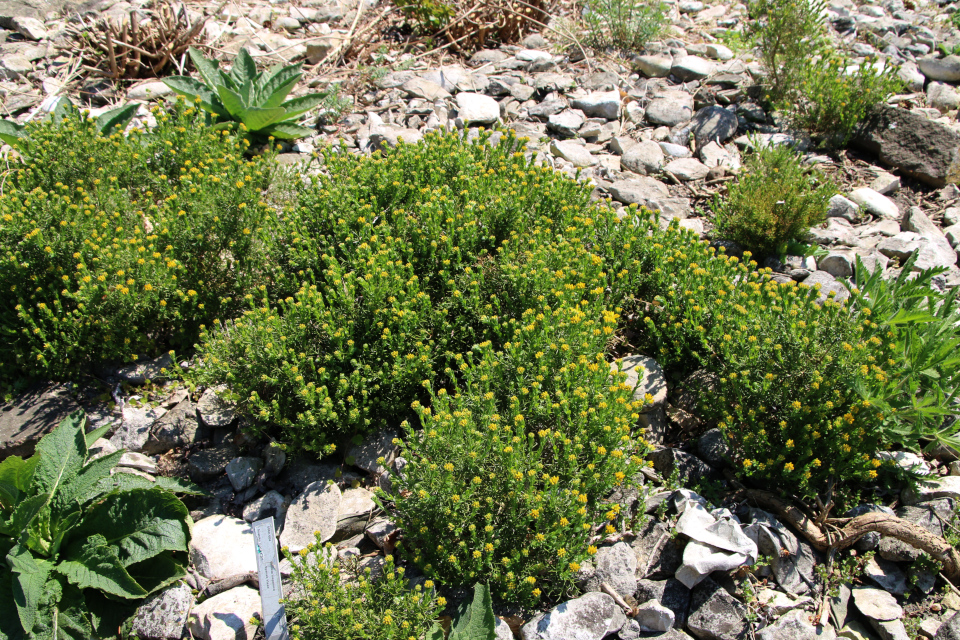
[583,0,667,51]
[711,142,834,257]
[395,0,550,49]
[748,0,828,104]
[0,98,276,385]
[0,411,196,639]
[282,546,443,640]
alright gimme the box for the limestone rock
[0,382,80,459]
[456,92,500,126]
[142,398,203,456]
[190,515,258,580]
[571,91,622,120]
[197,386,236,428]
[687,577,749,640]
[131,583,193,640]
[279,480,342,552]
[226,456,263,492]
[346,428,398,476]
[636,55,673,78]
[187,586,260,640]
[614,355,667,410]
[759,609,836,640]
[110,405,168,453]
[918,55,960,82]
[551,140,596,167]
[672,56,715,81]
[621,140,665,175]
[520,592,627,640]
[691,105,738,148]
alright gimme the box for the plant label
[253,517,289,640]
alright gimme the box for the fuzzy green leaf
[56,534,146,599]
[126,551,186,594]
[449,583,496,640]
[187,46,222,90]
[256,63,302,108]
[278,93,326,119]
[216,84,249,120]
[95,104,138,135]
[8,494,49,537]
[83,426,111,451]
[8,544,53,633]
[52,450,123,520]
[88,473,208,500]
[162,77,228,118]
[0,456,37,510]
[0,119,24,148]
[31,411,86,500]
[239,106,288,132]
[229,48,258,88]
[425,624,445,640]
[67,487,190,567]
[261,121,314,140]
[0,565,27,640]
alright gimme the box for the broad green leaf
[85,589,137,639]
[83,426,111,451]
[8,544,53,633]
[95,104,138,135]
[279,93,326,119]
[0,119,23,148]
[9,494,50,537]
[257,63,303,108]
[216,84,248,120]
[229,48,258,88]
[0,565,27,640]
[187,47,222,90]
[239,106,288,132]
[30,577,91,640]
[449,583,496,640]
[56,534,146,599]
[0,482,16,514]
[425,623,445,640]
[262,122,315,140]
[31,411,86,500]
[162,77,229,119]
[49,97,78,125]
[87,473,207,501]
[67,487,189,567]
[0,455,37,510]
[126,551,185,594]
[52,450,123,517]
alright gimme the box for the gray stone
[760,609,836,640]
[0,383,80,459]
[520,592,626,640]
[242,490,287,530]
[188,440,238,482]
[346,428,398,476]
[591,542,637,599]
[335,486,376,540]
[368,125,422,150]
[936,613,960,640]
[870,172,900,196]
[142,398,202,456]
[118,451,157,474]
[551,140,596,167]
[190,515,258,580]
[528,98,568,119]
[127,81,174,102]
[608,177,670,207]
[863,556,908,595]
[547,109,585,137]
[571,90,622,120]
[706,44,734,61]
[802,271,850,303]
[827,195,861,222]
[225,457,262,492]
[636,579,690,629]
[633,519,684,579]
[687,577,749,640]
[919,55,960,82]
[111,405,168,452]
[672,56,715,81]
[279,480,342,552]
[699,141,740,171]
[757,588,814,616]
[929,82,960,113]
[852,587,902,621]
[636,55,674,78]
[402,77,450,101]
[622,140,665,175]
[131,583,193,640]
[666,158,710,181]
[197,386,236,427]
[807,218,859,247]
[944,223,960,249]
[187,586,260,640]
[456,92,499,126]
[635,599,675,632]
[878,232,957,270]
[691,106,738,148]
[870,619,910,640]
[646,94,694,126]
[853,106,960,188]
[660,142,692,158]
[366,517,398,549]
[902,476,960,504]
[614,355,667,410]
[697,429,730,468]
[262,441,286,476]
[819,251,856,278]
[495,617,514,640]
[649,448,717,486]
[11,15,45,40]
[849,188,900,220]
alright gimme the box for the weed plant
[0,98,276,385]
[748,0,828,103]
[583,0,667,51]
[711,142,834,257]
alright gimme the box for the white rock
[517,49,553,63]
[635,55,673,78]
[902,475,960,505]
[190,516,258,580]
[706,44,734,61]
[128,82,175,102]
[279,480,342,551]
[613,355,666,411]
[899,61,926,93]
[571,91,622,120]
[928,82,960,113]
[550,140,596,167]
[849,188,900,220]
[944,223,960,249]
[869,172,900,196]
[659,141,691,158]
[918,55,960,82]
[819,251,855,278]
[645,92,694,126]
[666,158,710,181]
[520,592,626,640]
[187,586,260,640]
[852,587,902,622]
[759,608,836,640]
[635,600,675,632]
[131,583,194,640]
[456,92,500,126]
[621,140,664,175]
[827,195,861,222]
[757,588,814,615]
[671,56,715,81]
[11,16,47,40]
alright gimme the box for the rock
[197,386,236,427]
[930,82,960,113]
[757,589,814,615]
[660,142,692,158]
[633,520,684,579]
[760,609,836,640]
[852,587,902,622]
[807,218,859,247]
[11,15,45,40]
[827,195,861,222]
[936,613,960,640]
[187,586,260,640]
[697,429,730,468]
[878,232,956,270]
[666,158,710,181]
[188,440,239,482]
[346,428,398,476]
[520,592,626,640]
[0,382,81,459]
[614,355,667,410]
[870,172,900,196]
[687,577,749,640]
[863,556,908,595]
[635,599,675,632]
[706,44,734,61]
[141,398,202,456]
[547,109,585,137]
[226,457,263,492]
[672,56,715,81]
[456,92,499,126]
[335,486,376,540]
[190,516,258,580]
[849,188,900,220]
[636,579,690,629]
[279,480,342,552]
[870,619,910,640]
[366,517,399,549]
[591,542,637,599]
[646,94,694,126]
[622,140,665,175]
[691,106,738,148]
[819,251,856,278]
[853,106,960,188]
[571,91,622,120]
[876,450,931,476]
[368,124,423,150]
[118,451,157,474]
[110,405,168,452]
[902,476,960,504]
[699,141,740,171]
[128,81,175,103]
[903,207,954,254]
[636,55,674,78]
[242,490,287,529]
[608,177,670,207]
[262,441,286,476]
[131,583,193,640]
[649,448,718,487]
[112,352,173,384]
[550,140,596,167]
[402,77,450,101]
[919,55,960,82]
[802,271,850,303]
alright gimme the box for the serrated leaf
[0,119,24,148]
[84,589,137,639]
[0,565,27,640]
[67,487,190,567]
[30,577,91,640]
[239,106,288,132]
[8,544,53,633]
[95,103,138,135]
[229,48,258,88]
[162,77,229,119]
[31,411,86,500]
[126,551,186,594]
[257,64,303,108]
[50,97,77,125]
[262,121,314,140]
[53,451,123,519]
[279,93,326,119]
[216,84,248,119]
[56,534,146,599]
[0,456,38,509]
[449,583,496,640]
[187,47,222,90]
[87,472,206,501]
[0,482,16,514]
[9,494,50,537]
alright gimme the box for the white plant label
[253,517,289,640]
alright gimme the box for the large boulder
[187,586,260,640]
[687,577,749,640]
[0,382,80,458]
[520,592,627,640]
[279,480,342,552]
[190,516,258,580]
[853,106,960,187]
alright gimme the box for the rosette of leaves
[163,47,325,142]
[0,411,198,639]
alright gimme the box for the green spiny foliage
[164,47,327,142]
[0,411,198,640]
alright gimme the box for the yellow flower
[784,462,795,472]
